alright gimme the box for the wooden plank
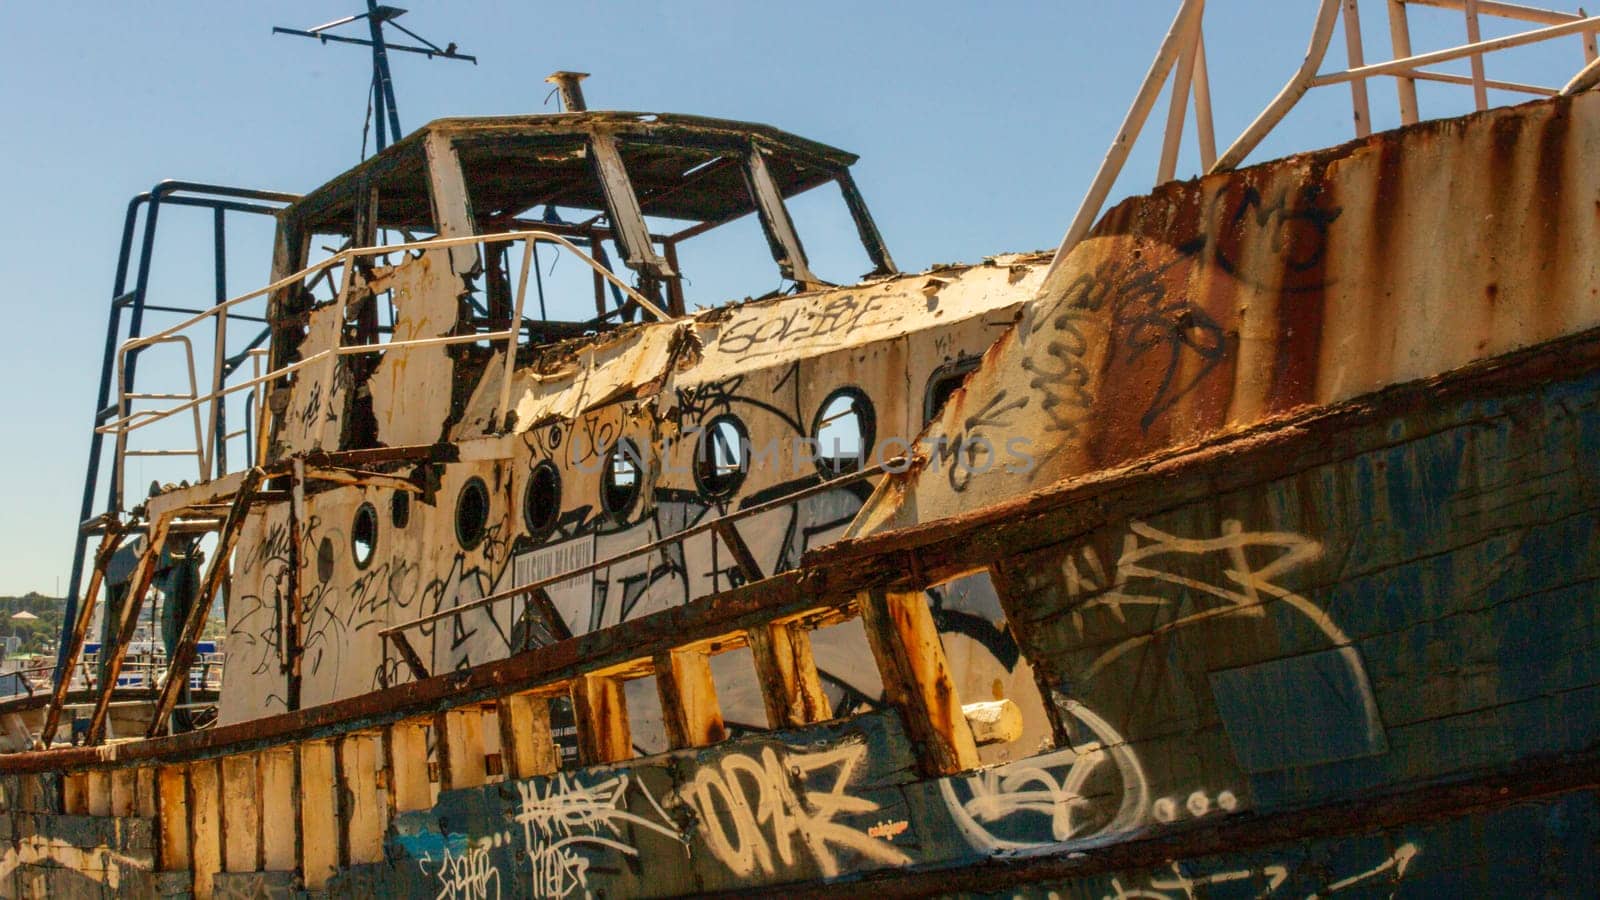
[40,527,127,746]
[157,766,191,873]
[148,468,263,736]
[654,649,727,749]
[713,520,765,583]
[111,768,137,817]
[497,694,557,780]
[747,621,833,729]
[340,733,386,865]
[299,740,339,891]
[86,769,111,816]
[220,755,259,873]
[190,760,223,900]
[258,748,297,872]
[87,514,173,743]
[62,772,87,814]
[481,707,503,782]
[436,708,487,791]
[422,130,481,274]
[587,130,673,278]
[571,674,632,765]
[390,631,431,681]
[857,588,980,775]
[387,720,432,813]
[135,767,157,818]
[527,586,574,643]
[20,774,46,812]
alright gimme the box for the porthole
[812,387,875,476]
[390,490,411,529]
[351,503,378,570]
[694,415,750,498]
[924,357,983,425]
[455,477,490,550]
[523,461,562,542]
[601,438,644,520]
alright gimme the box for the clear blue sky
[0,2,1589,596]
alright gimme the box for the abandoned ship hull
[240,333,1600,895]
[2,308,1595,897]
[6,46,1600,900]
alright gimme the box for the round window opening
[523,461,562,542]
[390,490,410,530]
[694,415,750,498]
[601,439,644,520]
[455,477,490,550]
[351,503,378,570]
[812,388,875,476]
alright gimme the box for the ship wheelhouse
[274,109,895,337]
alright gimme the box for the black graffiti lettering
[1179,184,1343,291]
[715,293,890,357]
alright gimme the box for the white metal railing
[1045,0,1600,281]
[100,230,667,504]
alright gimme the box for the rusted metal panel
[363,250,464,449]
[273,301,348,455]
[851,91,1600,535]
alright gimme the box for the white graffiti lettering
[1101,841,1420,899]
[514,772,684,898]
[940,700,1150,851]
[1061,519,1351,677]
[679,740,910,878]
[419,841,501,900]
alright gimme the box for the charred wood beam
[571,674,632,765]
[662,240,686,316]
[713,519,764,583]
[301,465,421,493]
[654,648,726,749]
[587,131,674,278]
[837,171,897,276]
[742,145,821,288]
[525,586,573,645]
[40,526,129,747]
[388,631,431,682]
[746,620,832,729]
[858,588,980,776]
[146,468,264,737]
[85,515,175,744]
[497,693,558,779]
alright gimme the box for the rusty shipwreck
[3,1,1600,897]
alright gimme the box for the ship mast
[273,2,476,155]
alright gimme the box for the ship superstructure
[2,2,1600,897]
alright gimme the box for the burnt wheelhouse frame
[273,111,896,335]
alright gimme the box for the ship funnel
[545,71,590,111]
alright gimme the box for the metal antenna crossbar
[273,1,476,153]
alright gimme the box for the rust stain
[855,91,1600,535]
